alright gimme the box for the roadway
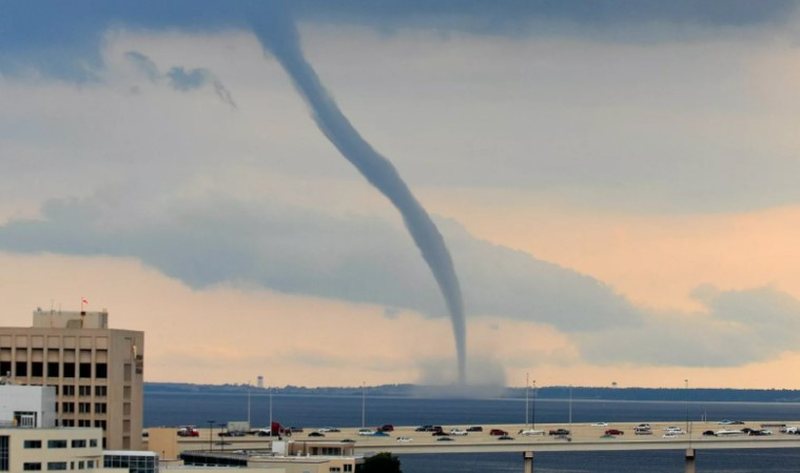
[288,420,800,455]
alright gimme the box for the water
[145,391,800,472]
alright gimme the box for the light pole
[525,373,530,428]
[361,381,366,429]
[685,379,690,440]
[247,381,252,428]
[269,386,273,436]
[207,420,215,451]
[532,379,537,430]
[569,385,573,426]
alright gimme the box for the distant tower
[257,375,264,388]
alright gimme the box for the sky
[2,1,800,388]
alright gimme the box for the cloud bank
[2,194,799,367]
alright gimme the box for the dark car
[289,427,304,433]
[308,432,325,437]
[432,431,450,436]
[549,429,571,436]
[489,429,509,436]
[605,429,624,436]
[498,435,514,440]
[379,424,394,432]
[415,425,433,432]
[702,430,716,436]
[466,426,483,432]
[437,436,455,441]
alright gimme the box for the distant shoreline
[144,382,800,403]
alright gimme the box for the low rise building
[0,426,120,472]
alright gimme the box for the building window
[79,363,91,378]
[78,461,84,470]
[89,439,98,447]
[78,385,91,397]
[15,361,27,377]
[23,440,42,449]
[62,363,75,378]
[78,402,91,414]
[62,385,75,397]
[31,362,43,377]
[93,420,106,431]
[46,462,67,471]
[47,439,67,449]
[94,403,106,414]
[61,402,74,413]
[23,463,42,470]
[344,465,353,472]
[123,364,132,382]
[61,419,74,427]
[0,436,8,471]
[78,420,91,428]
[95,386,107,397]
[0,361,10,377]
[47,362,59,377]
[123,386,131,400]
[95,363,107,379]
[71,439,86,448]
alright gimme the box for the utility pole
[361,381,366,428]
[525,373,530,428]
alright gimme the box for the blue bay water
[145,392,800,472]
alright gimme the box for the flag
[81,297,88,305]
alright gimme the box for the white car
[781,426,798,434]
[357,429,375,436]
[590,422,608,427]
[519,429,545,436]
[450,429,468,436]
[396,436,412,443]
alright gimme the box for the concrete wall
[0,385,56,427]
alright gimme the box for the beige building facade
[0,309,144,450]
[0,426,124,472]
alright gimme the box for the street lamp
[207,420,215,452]
[361,381,366,429]
[685,379,690,440]
[531,379,537,429]
[525,373,530,428]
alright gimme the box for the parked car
[489,429,509,436]
[177,426,199,437]
[749,429,772,436]
[519,429,545,436]
[466,426,483,432]
[718,419,744,425]
[604,429,624,436]
[549,429,570,436]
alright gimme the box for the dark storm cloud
[1,0,795,81]
[0,194,636,333]
[3,195,799,367]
